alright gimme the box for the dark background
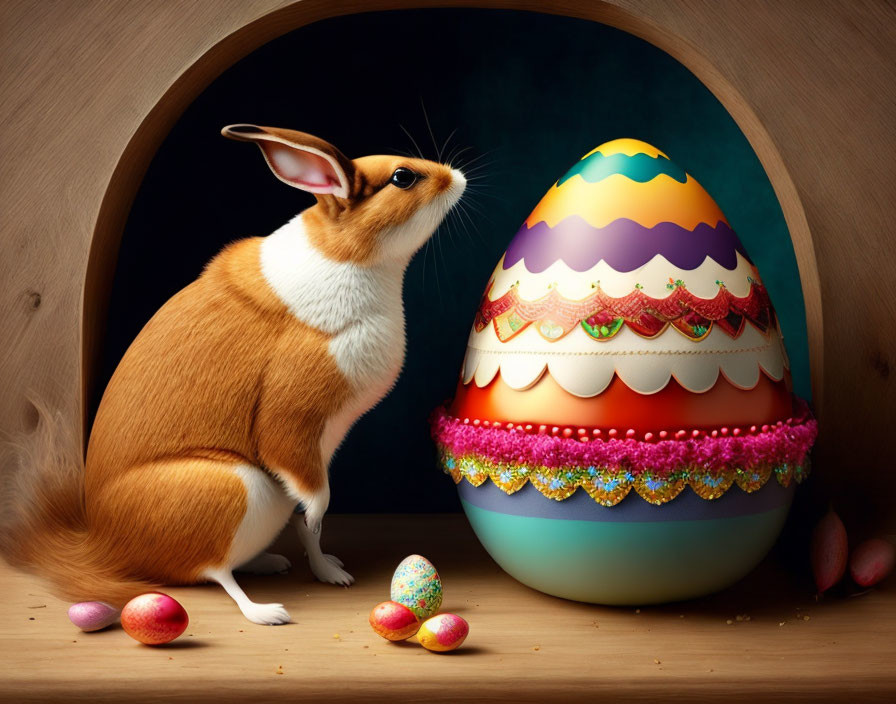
[97,8,809,513]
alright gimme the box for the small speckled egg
[390,554,442,619]
[417,613,469,652]
[369,601,420,641]
[120,593,189,645]
[67,601,119,632]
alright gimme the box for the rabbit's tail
[0,398,159,607]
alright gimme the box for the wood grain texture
[1,514,894,703]
[0,2,892,525]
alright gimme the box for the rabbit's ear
[222,124,354,199]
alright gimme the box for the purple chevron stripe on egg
[502,215,751,273]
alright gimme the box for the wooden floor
[1,514,894,703]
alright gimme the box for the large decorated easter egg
[431,139,817,604]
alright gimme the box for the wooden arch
[1,0,892,528]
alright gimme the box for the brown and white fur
[0,125,465,625]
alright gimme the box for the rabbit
[0,124,466,625]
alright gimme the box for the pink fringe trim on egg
[430,398,817,505]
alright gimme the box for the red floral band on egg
[474,278,772,342]
[430,399,816,506]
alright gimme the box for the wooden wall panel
[0,0,893,528]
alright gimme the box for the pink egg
[850,538,895,587]
[121,593,189,645]
[811,509,848,594]
[369,601,420,641]
[67,601,119,632]
[417,613,469,652]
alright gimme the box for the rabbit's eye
[390,168,420,189]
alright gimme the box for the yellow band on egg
[526,173,728,230]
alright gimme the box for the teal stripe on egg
[557,150,687,186]
[462,500,790,604]
[459,482,793,604]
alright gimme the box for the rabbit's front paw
[301,487,329,535]
[304,513,322,534]
[310,554,354,586]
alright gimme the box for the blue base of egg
[459,480,793,604]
